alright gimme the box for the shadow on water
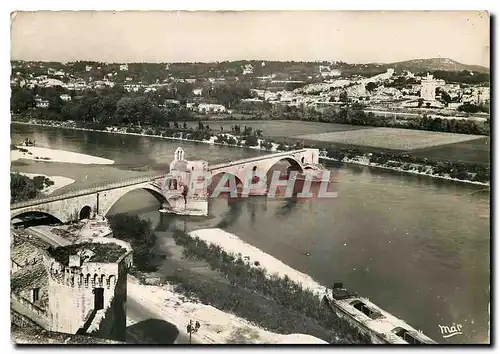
[127,319,180,344]
[275,197,299,218]
[215,199,244,229]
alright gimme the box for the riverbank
[17,172,75,195]
[11,120,489,186]
[110,215,339,344]
[11,144,114,165]
[126,274,328,344]
[190,228,328,297]
[321,156,489,187]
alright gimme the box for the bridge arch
[79,205,92,220]
[101,185,169,217]
[10,211,63,226]
[208,172,244,198]
[264,157,304,185]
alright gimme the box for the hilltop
[11,57,489,74]
[374,58,489,74]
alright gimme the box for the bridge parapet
[11,173,165,210]
[208,149,313,172]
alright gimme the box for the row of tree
[107,214,158,272]
[172,229,371,344]
[11,81,256,125]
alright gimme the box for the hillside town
[10,8,492,347]
[11,60,490,123]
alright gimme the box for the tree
[10,87,35,113]
[365,82,378,92]
[245,135,259,146]
[11,173,39,203]
[339,91,348,102]
[458,103,480,113]
[437,88,452,105]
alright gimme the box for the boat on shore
[322,283,437,344]
[19,138,35,147]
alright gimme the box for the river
[11,123,490,344]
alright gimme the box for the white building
[119,64,129,71]
[420,74,437,101]
[476,87,490,104]
[35,98,49,108]
[242,64,254,75]
[85,65,92,72]
[164,99,181,106]
[198,103,227,113]
[420,73,445,101]
[319,66,342,78]
[60,94,72,101]
[192,88,203,96]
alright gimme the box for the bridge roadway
[11,149,311,211]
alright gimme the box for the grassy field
[294,127,483,151]
[195,120,369,138]
[409,137,490,165]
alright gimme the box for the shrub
[172,230,371,344]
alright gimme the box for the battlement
[49,262,118,290]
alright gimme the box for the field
[194,120,368,138]
[294,127,483,151]
[410,137,490,165]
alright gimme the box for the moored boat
[322,283,437,344]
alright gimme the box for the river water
[11,123,490,344]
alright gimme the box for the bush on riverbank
[107,214,157,272]
[10,172,55,203]
[319,146,490,183]
[171,229,371,344]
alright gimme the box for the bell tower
[174,147,185,162]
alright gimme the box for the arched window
[108,275,116,288]
[84,274,90,287]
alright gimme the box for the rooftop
[11,263,48,294]
[48,242,127,266]
[11,238,43,265]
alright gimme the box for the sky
[10,10,490,66]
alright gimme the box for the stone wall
[47,261,119,334]
[11,309,43,330]
[86,260,127,341]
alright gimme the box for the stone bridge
[10,174,166,224]
[209,148,319,186]
[10,148,319,223]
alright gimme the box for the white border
[2,1,496,353]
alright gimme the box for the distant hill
[376,58,489,74]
